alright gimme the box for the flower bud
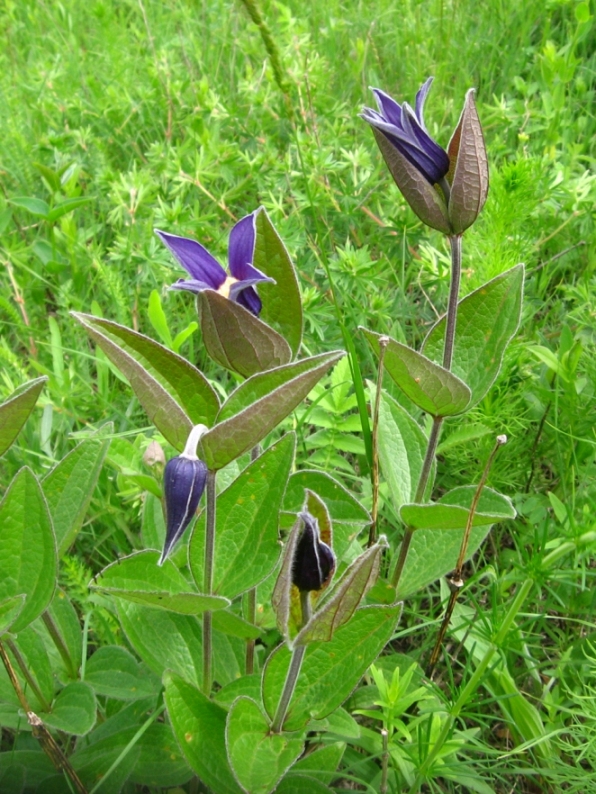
[291,511,336,593]
[159,442,208,565]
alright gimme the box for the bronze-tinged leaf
[447,89,489,235]
[198,290,292,378]
[372,128,452,235]
[271,517,301,641]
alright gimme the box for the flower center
[217,275,239,299]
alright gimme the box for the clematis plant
[156,210,274,316]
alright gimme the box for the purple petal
[156,230,226,289]
[228,213,261,281]
[235,286,262,316]
[169,278,215,293]
[415,77,434,129]
[371,88,404,128]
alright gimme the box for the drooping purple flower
[292,512,336,593]
[159,455,207,565]
[361,77,450,186]
[156,211,274,316]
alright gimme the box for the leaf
[271,517,301,640]
[141,491,166,551]
[422,265,524,408]
[294,540,386,645]
[72,313,219,450]
[40,588,82,678]
[362,329,471,416]
[198,289,292,377]
[46,196,94,223]
[276,775,335,793]
[148,289,173,347]
[215,674,262,710]
[189,434,294,599]
[400,486,515,530]
[199,352,344,470]
[377,391,434,510]
[212,610,261,640]
[0,377,47,457]
[9,196,50,218]
[42,682,96,735]
[85,646,160,701]
[292,742,345,783]
[0,751,54,789]
[91,550,230,614]
[0,468,56,633]
[253,207,303,356]
[13,626,55,706]
[262,604,402,731]
[281,470,370,560]
[0,596,26,636]
[42,434,111,556]
[226,697,304,794]
[164,673,244,794]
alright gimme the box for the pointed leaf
[72,313,219,449]
[253,207,303,356]
[0,468,56,633]
[91,550,230,614]
[294,540,386,645]
[377,391,434,510]
[0,596,26,636]
[362,329,470,416]
[46,196,94,223]
[198,289,292,377]
[447,89,489,234]
[262,604,402,731]
[272,517,301,640]
[199,352,344,470]
[212,610,261,640]
[422,265,524,408]
[85,646,160,701]
[226,697,304,794]
[304,489,333,549]
[371,127,451,234]
[189,435,294,599]
[164,673,244,794]
[400,487,515,531]
[42,434,111,556]
[9,196,50,218]
[42,682,96,735]
[0,377,47,457]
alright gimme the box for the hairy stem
[271,590,311,733]
[203,469,217,695]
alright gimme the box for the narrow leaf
[46,196,94,223]
[0,377,47,457]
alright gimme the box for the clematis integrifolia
[362,77,488,235]
[292,511,336,593]
[156,210,274,316]
[159,424,208,565]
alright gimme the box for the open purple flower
[361,77,450,187]
[156,211,274,316]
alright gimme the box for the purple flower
[292,512,336,593]
[361,77,450,187]
[156,211,274,316]
[159,455,207,565]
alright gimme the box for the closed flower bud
[292,511,336,593]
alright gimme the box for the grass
[0,0,595,791]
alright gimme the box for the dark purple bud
[159,455,207,565]
[292,512,336,593]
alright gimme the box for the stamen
[217,275,239,299]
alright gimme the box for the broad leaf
[42,434,111,556]
[262,604,402,731]
[91,551,230,614]
[189,434,294,599]
[422,265,524,407]
[85,646,160,701]
[400,486,515,530]
[226,697,304,794]
[199,352,343,470]
[42,682,96,735]
[164,673,244,794]
[276,775,335,793]
[73,313,219,449]
[377,391,434,510]
[198,289,292,377]
[362,329,471,416]
[0,377,47,457]
[212,610,261,640]
[13,626,55,707]
[9,196,50,217]
[292,742,345,784]
[254,207,303,356]
[0,468,56,633]
[0,596,26,636]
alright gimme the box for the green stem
[245,588,257,676]
[369,336,388,547]
[271,590,311,733]
[443,235,462,371]
[6,639,51,712]
[42,611,78,679]
[203,469,217,695]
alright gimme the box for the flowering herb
[156,211,274,316]
[292,511,336,593]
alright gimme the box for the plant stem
[5,639,51,712]
[245,444,262,675]
[271,590,311,733]
[42,611,78,679]
[203,469,217,695]
[380,728,389,794]
[443,235,462,371]
[369,336,389,547]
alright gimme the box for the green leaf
[189,435,295,599]
[198,289,292,377]
[262,604,402,731]
[141,491,166,551]
[215,674,262,709]
[46,196,93,222]
[226,696,304,794]
[422,265,524,407]
[0,468,57,633]
[400,486,515,530]
[13,626,55,707]
[276,774,335,793]
[91,550,230,614]
[200,352,344,470]
[0,377,47,457]
[164,672,244,794]
[42,682,96,735]
[72,313,219,450]
[362,329,471,416]
[281,470,370,561]
[253,207,303,356]
[42,434,111,556]
[212,610,261,640]
[9,196,50,218]
[271,517,301,640]
[0,596,26,636]
[0,751,54,789]
[294,540,386,645]
[85,646,161,701]
[292,742,345,783]
[377,391,434,510]
[39,588,82,678]
[147,289,173,347]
